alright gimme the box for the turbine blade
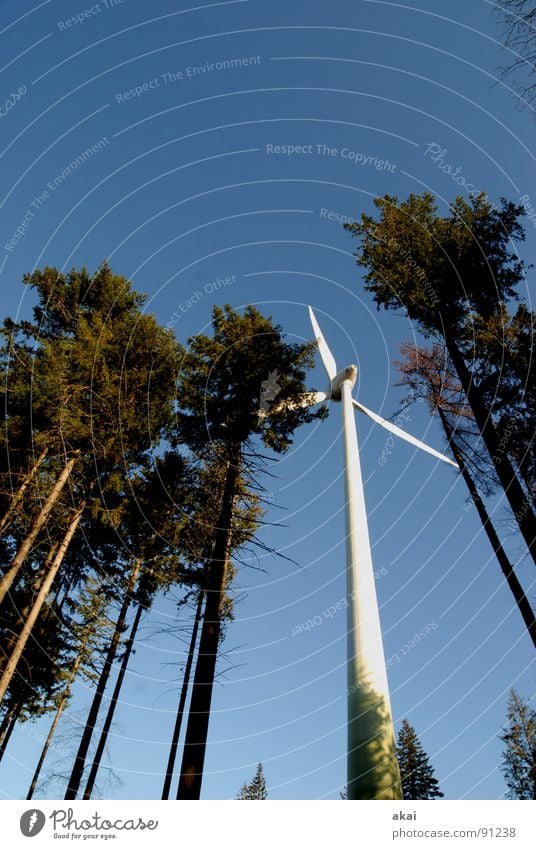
[258,391,328,418]
[352,399,459,469]
[308,306,337,381]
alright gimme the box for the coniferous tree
[345,193,535,563]
[0,263,182,742]
[66,448,205,799]
[161,592,204,802]
[82,602,145,800]
[471,304,536,504]
[236,763,268,799]
[499,689,536,799]
[64,558,142,800]
[396,720,444,800]
[176,305,325,800]
[395,343,536,649]
[26,578,114,799]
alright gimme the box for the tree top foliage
[16,263,145,339]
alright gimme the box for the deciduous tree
[176,305,325,799]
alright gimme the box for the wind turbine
[289,308,458,800]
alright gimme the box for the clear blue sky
[0,0,534,800]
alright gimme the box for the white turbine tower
[299,308,458,800]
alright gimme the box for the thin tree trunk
[64,558,141,800]
[445,338,536,563]
[26,646,86,800]
[0,447,49,537]
[0,541,60,675]
[161,591,204,800]
[0,701,19,746]
[0,503,85,702]
[0,453,78,607]
[0,700,22,763]
[177,450,239,800]
[439,409,536,649]
[0,709,12,743]
[82,601,145,800]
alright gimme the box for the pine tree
[176,305,325,800]
[494,1,536,111]
[499,689,536,799]
[396,720,444,800]
[26,577,114,799]
[0,262,182,735]
[236,763,268,799]
[395,343,536,650]
[345,193,535,563]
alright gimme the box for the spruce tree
[236,763,268,799]
[176,305,325,800]
[345,193,535,563]
[395,343,536,650]
[0,263,181,726]
[499,689,536,799]
[396,719,444,800]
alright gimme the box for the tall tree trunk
[0,453,78,607]
[0,541,60,675]
[445,338,536,563]
[0,503,85,702]
[64,558,141,800]
[0,447,49,538]
[177,450,239,800]
[26,645,86,800]
[0,700,22,763]
[439,409,536,649]
[82,601,145,800]
[161,591,204,800]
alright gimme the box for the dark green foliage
[499,689,536,799]
[396,720,444,800]
[175,304,326,454]
[0,598,70,722]
[236,762,268,799]
[345,191,535,562]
